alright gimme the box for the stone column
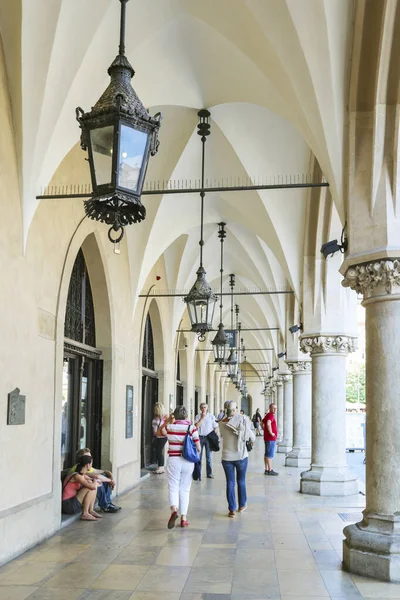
[278,374,293,453]
[275,379,284,442]
[299,336,358,496]
[285,361,312,468]
[342,259,400,581]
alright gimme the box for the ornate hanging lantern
[226,280,239,378]
[184,110,217,340]
[212,223,230,365]
[76,0,161,244]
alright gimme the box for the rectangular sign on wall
[126,385,134,438]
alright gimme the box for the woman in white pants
[159,405,200,528]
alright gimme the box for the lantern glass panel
[117,125,148,193]
[90,125,114,186]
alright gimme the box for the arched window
[64,249,96,347]
[142,314,155,371]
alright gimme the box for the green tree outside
[346,365,365,404]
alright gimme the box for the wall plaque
[126,385,134,438]
[7,388,26,425]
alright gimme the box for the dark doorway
[62,249,103,469]
[176,353,183,406]
[194,390,199,416]
[241,396,250,416]
[141,374,159,468]
[141,315,159,468]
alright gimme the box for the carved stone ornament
[342,259,400,299]
[286,361,312,374]
[300,336,358,356]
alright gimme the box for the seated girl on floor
[62,455,103,521]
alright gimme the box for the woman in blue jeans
[219,401,255,517]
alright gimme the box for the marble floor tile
[30,544,90,563]
[78,591,133,600]
[183,567,233,594]
[136,566,191,593]
[351,574,400,598]
[0,587,38,600]
[90,564,149,591]
[128,593,180,600]
[275,548,318,570]
[155,546,199,567]
[232,567,279,596]
[26,588,84,600]
[237,532,274,549]
[278,569,329,597]
[235,547,275,570]
[272,533,310,551]
[192,547,236,569]
[112,546,161,565]
[43,563,109,589]
[0,562,67,586]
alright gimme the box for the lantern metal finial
[76,0,161,244]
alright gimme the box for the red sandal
[180,519,189,527]
[168,511,178,529]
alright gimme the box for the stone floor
[1,440,399,600]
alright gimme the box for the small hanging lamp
[184,110,218,341]
[226,281,239,377]
[212,222,230,365]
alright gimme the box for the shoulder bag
[182,424,199,463]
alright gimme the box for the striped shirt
[166,420,199,457]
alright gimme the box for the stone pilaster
[278,374,293,453]
[342,259,400,581]
[299,335,359,496]
[285,361,312,468]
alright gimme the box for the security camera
[278,351,286,358]
[272,366,278,372]
[320,239,345,258]
[289,324,302,334]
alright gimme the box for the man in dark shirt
[261,404,278,475]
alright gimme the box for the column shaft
[342,259,400,581]
[285,362,311,468]
[278,375,293,453]
[276,382,283,442]
[299,337,358,496]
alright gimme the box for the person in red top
[261,403,279,476]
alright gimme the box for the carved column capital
[280,374,293,383]
[300,335,358,356]
[342,259,400,300]
[286,361,312,374]
[275,379,283,387]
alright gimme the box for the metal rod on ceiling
[139,291,292,297]
[36,180,329,200]
[177,327,278,332]
[196,348,273,352]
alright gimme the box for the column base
[278,438,292,453]
[285,447,310,468]
[343,512,400,582]
[300,465,358,496]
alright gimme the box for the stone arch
[55,230,112,471]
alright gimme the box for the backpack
[182,424,199,463]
